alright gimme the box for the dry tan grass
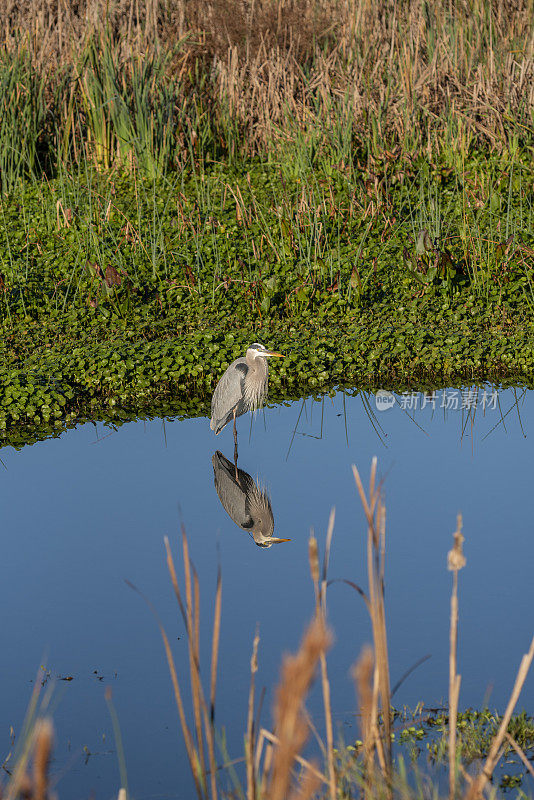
[246,629,260,800]
[308,511,336,800]
[464,635,534,800]
[124,533,222,800]
[203,0,534,152]
[448,514,466,800]
[3,718,53,800]
[0,0,532,165]
[267,616,331,800]
[353,645,376,794]
[164,531,221,800]
[352,459,392,785]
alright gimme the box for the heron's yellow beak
[265,351,284,358]
[271,537,291,543]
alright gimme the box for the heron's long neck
[244,356,268,410]
[248,481,274,540]
[251,356,268,381]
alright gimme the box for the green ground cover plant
[0,151,533,446]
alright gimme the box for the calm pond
[2,386,533,799]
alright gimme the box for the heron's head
[247,342,284,360]
[255,536,292,548]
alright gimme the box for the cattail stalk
[448,514,466,800]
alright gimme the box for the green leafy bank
[1,152,533,447]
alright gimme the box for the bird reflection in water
[212,451,290,548]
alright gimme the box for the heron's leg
[233,408,239,469]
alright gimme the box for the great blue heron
[212,451,290,548]
[210,343,283,460]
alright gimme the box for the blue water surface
[1,386,533,799]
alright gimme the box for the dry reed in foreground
[125,528,222,800]
[352,459,392,786]
[448,514,466,800]
[2,718,53,800]
[266,617,331,800]
[147,459,533,799]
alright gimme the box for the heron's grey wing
[210,358,248,434]
[212,451,251,529]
